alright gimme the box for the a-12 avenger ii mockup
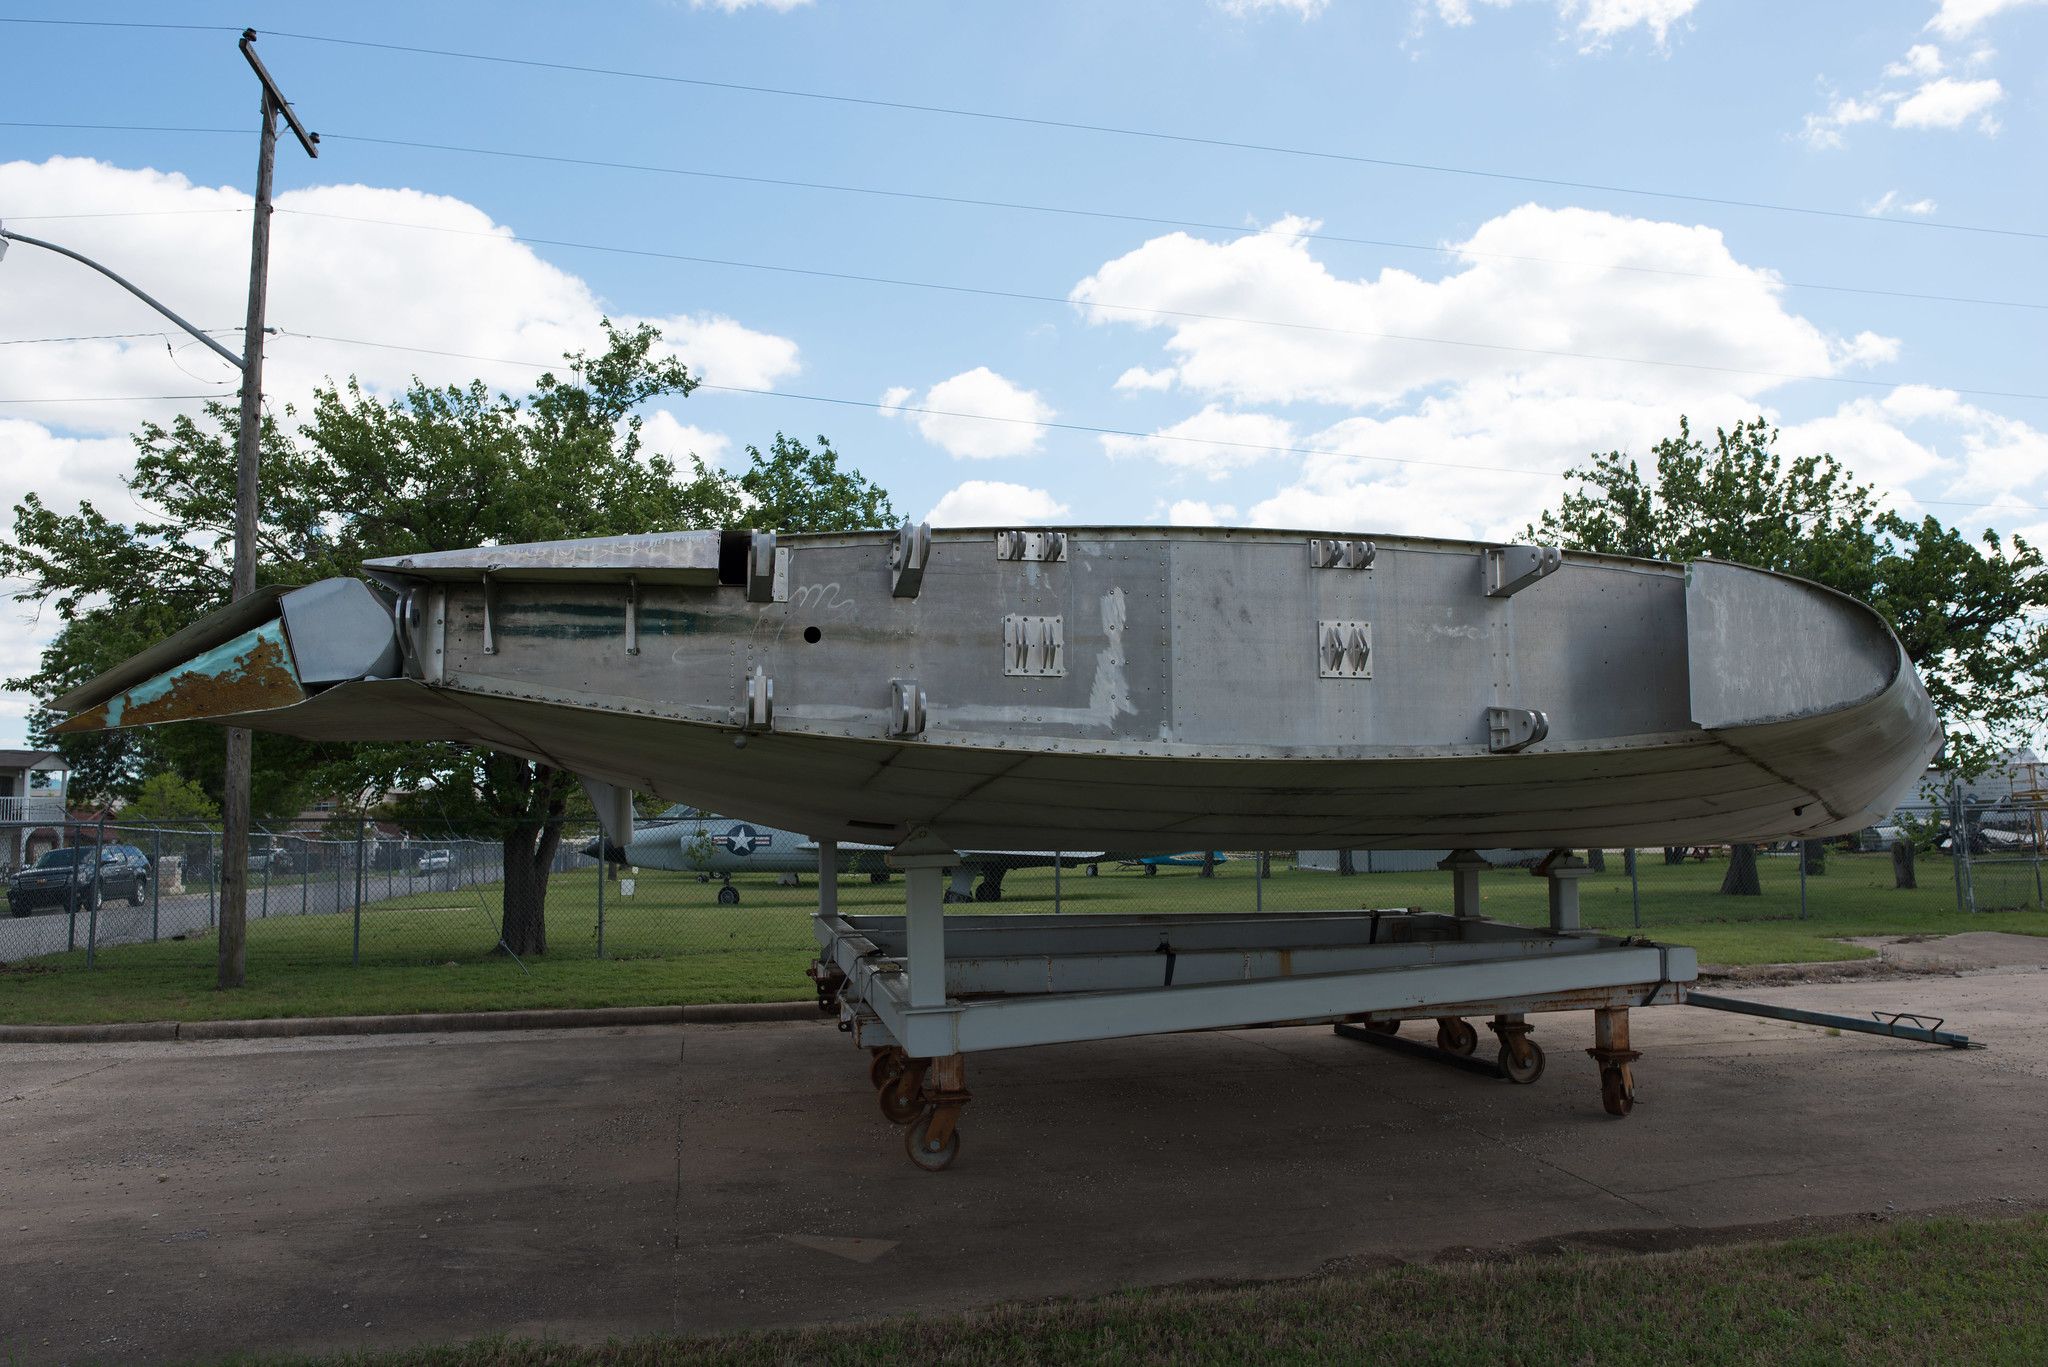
[585,806,1104,905]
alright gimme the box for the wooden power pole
[219,30,318,990]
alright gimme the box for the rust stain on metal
[56,634,302,734]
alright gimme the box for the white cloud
[1803,94,1885,150]
[1165,499,1238,525]
[1891,75,2004,130]
[1927,0,2045,38]
[1424,0,1698,46]
[927,480,1069,526]
[1217,0,1330,14]
[1071,206,1843,411]
[1114,365,1178,393]
[1100,406,1299,478]
[879,366,1054,459]
[1885,43,1945,76]
[657,315,800,390]
[1865,190,1940,217]
[638,410,732,467]
[1834,331,1903,368]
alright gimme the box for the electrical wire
[0,328,242,347]
[275,207,2048,404]
[5,17,2034,241]
[319,132,2048,315]
[0,391,233,404]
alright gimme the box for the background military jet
[586,807,1105,904]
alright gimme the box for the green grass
[231,1211,2048,1366]
[4,851,2043,1025]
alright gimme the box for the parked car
[7,846,148,916]
[415,849,453,875]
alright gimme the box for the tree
[120,772,220,825]
[1531,417,2048,894]
[3,321,894,957]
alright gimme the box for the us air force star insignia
[726,824,759,856]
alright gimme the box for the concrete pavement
[2,962,2045,1363]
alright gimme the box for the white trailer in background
[54,525,1941,1170]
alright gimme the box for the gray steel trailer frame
[809,838,1698,1170]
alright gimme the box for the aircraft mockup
[588,806,1102,903]
[52,523,1942,1168]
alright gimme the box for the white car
[415,849,453,874]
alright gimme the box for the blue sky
[1,0,2044,744]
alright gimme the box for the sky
[1,0,2044,747]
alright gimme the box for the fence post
[1798,841,1808,921]
[301,837,309,918]
[85,813,105,969]
[352,819,365,966]
[596,837,606,959]
[207,832,217,929]
[1255,850,1265,915]
[261,830,273,919]
[1628,848,1641,929]
[151,827,162,942]
[1053,852,1062,915]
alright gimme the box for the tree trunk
[1586,847,1607,872]
[1663,846,1686,865]
[1802,840,1826,876]
[1719,843,1762,896]
[499,820,565,956]
[1891,839,1917,890]
[1337,849,1356,876]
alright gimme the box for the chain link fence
[4,801,2041,994]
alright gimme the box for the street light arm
[0,227,246,373]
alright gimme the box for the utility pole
[219,30,318,989]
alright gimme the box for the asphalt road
[2,956,2045,1363]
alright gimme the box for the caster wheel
[869,1050,904,1091]
[905,1112,960,1171]
[1436,1019,1478,1056]
[1362,1019,1400,1036]
[1600,1066,1635,1117]
[715,885,740,905]
[879,1069,926,1125]
[1498,1038,1546,1084]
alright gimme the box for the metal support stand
[888,828,956,1011]
[1539,852,1591,931]
[1440,848,1488,919]
[1587,1005,1640,1116]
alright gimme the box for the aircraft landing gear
[715,876,740,905]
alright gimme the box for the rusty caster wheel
[1599,1064,1635,1117]
[869,1049,905,1091]
[1498,1038,1546,1085]
[905,1110,961,1171]
[1435,1019,1478,1056]
[879,1066,928,1125]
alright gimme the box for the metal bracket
[1002,614,1065,677]
[1484,544,1562,598]
[745,665,774,730]
[1486,706,1548,753]
[1309,538,1375,571]
[480,571,498,655]
[1317,620,1372,679]
[746,531,778,603]
[772,547,790,603]
[888,678,928,737]
[624,575,640,656]
[995,529,1067,563]
[890,521,931,599]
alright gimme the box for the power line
[0,391,232,404]
[249,27,2046,243]
[321,133,2048,315]
[265,328,2048,515]
[0,208,251,222]
[0,120,245,135]
[277,207,2048,404]
[8,16,2044,243]
[0,327,242,346]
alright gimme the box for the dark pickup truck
[7,845,150,916]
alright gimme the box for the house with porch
[0,749,69,872]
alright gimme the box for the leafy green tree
[1530,416,2048,891]
[4,321,895,955]
[119,772,220,825]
